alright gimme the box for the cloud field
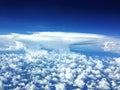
[0,32,120,90]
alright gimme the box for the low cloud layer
[0,49,120,90]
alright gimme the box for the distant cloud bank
[0,32,120,54]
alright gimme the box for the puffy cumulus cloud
[74,79,85,89]
[1,32,120,54]
[114,57,120,66]
[0,49,120,90]
[103,40,120,54]
[6,41,26,51]
[55,83,66,90]
[97,78,110,90]
[0,39,25,51]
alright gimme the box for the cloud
[0,48,120,89]
[74,79,85,88]
[0,32,120,54]
[97,78,110,89]
[103,40,120,54]
[0,80,3,90]
[55,83,66,90]
[0,32,120,89]
[114,57,120,66]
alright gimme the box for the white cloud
[25,82,35,90]
[0,80,3,90]
[74,79,85,89]
[0,32,112,52]
[114,57,120,66]
[0,32,120,54]
[103,40,120,53]
[55,83,66,90]
[0,50,120,89]
[0,32,120,90]
[97,78,110,90]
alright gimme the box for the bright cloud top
[0,32,120,54]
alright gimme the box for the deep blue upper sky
[0,0,120,36]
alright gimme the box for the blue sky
[0,0,120,36]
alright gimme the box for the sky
[0,1,120,89]
[0,0,120,36]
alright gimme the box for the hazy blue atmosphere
[0,0,120,90]
[0,0,120,35]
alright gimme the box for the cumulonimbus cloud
[0,32,120,54]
